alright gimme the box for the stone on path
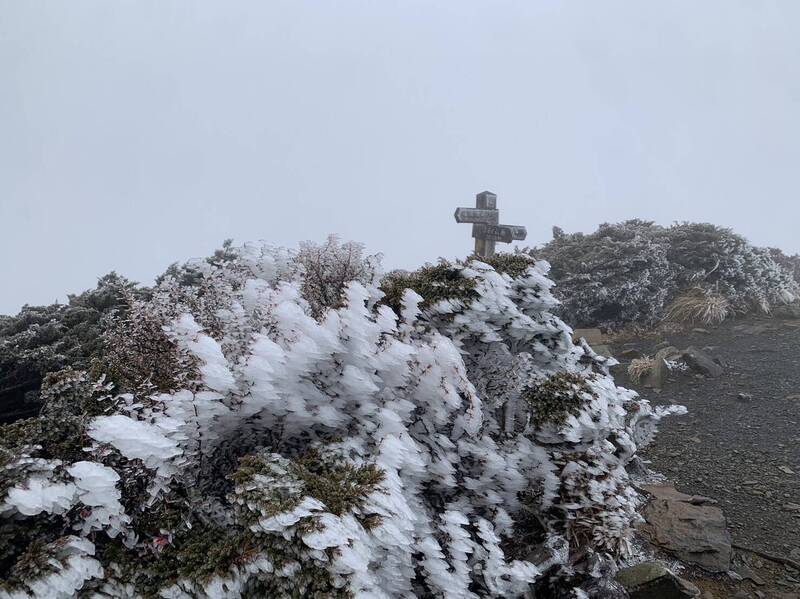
[616,562,700,599]
[638,484,732,573]
[682,347,724,378]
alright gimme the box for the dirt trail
[610,316,800,597]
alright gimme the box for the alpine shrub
[0,244,682,598]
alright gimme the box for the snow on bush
[0,242,681,598]
[535,221,798,328]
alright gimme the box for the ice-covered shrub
[768,248,800,293]
[533,221,798,328]
[660,223,796,313]
[0,274,135,423]
[294,235,383,318]
[532,221,675,328]
[0,244,682,598]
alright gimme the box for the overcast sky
[2,1,799,314]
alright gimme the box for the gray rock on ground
[644,346,681,389]
[616,562,700,599]
[681,346,724,378]
[638,484,732,573]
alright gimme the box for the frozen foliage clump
[769,247,800,285]
[0,243,680,598]
[535,221,798,328]
[0,273,135,423]
[539,222,676,328]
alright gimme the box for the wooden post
[475,191,497,258]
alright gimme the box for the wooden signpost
[454,191,527,257]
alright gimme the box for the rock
[659,346,683,361]
[643,346,680,389]
[778,465,795,475]
[682,347,724,378]
[616,562,700,598]
[639,485,732,572]
[782,502,800,512]
[737,393,752,402]
[733,563,765,586]
[626,455,650,479]
[592,344,614,358]
[644,356,669,389]
[573,328,605,345]
[692,328,711,334]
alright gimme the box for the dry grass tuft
[666,289,730,325]
[627,357,655,384]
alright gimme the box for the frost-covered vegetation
[535,221,799,328]
[0,239,682,598]
[0,274,136,423]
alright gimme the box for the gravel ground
[610,315,800,597]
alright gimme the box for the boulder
[643,356,669,389]
[682,347,724,378]
[573,328,605,345]
[643,346,680,389]
[616,562,700,599]
[638,485,732,572]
